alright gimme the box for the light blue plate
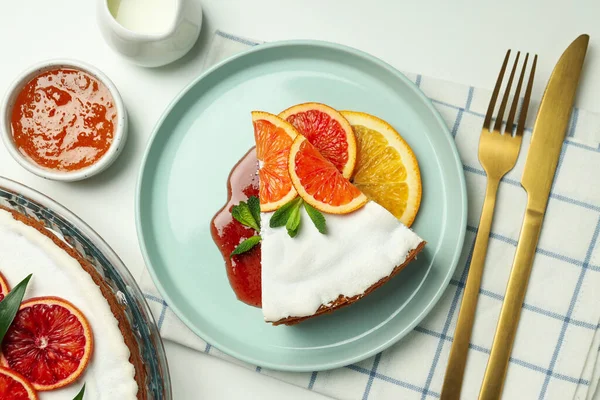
[136,41,467,371]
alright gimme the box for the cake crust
[271,240,426,326]
[0,206,146,399]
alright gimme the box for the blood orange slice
[279,103,356,178]
[1,297,93,391]
[0,272,9,301]
[288,135,368,214]
[0,367,37,400]
[252,111,299,212]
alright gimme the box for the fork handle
[440,177,500,400]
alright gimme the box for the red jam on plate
[10,68,117,171]
[211,148,262,307]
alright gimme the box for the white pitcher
[97,0,202,67]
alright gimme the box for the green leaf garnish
[269,197,302,228]
[232,200,260,232]
[247,196,261,229]
[286,204,301,237]
[0,274,31,344]
[269,198,327,237]
[73,384,86,400]
[230,236,262,257]
[304,203,327,234]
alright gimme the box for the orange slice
[288,135,368,214]
[0,367,38,400]
[279,102,356,178]
[252,111,299,212]
[341,111,422,226]
[1,297,93,391]
[0,272,9,302]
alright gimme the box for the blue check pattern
[139,31,600,400]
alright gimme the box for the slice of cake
[212,105,425,325]
[261,201,425,325]
[253,109,425,325]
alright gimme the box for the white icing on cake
[260,201,423,322]
[0,209,138,399]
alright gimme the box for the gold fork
[440,50,537,400]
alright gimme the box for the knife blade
[479,34,589,400]
[521,34,589,212]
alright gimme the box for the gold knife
[479,34,589,400]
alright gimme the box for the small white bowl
[0,59,127,182]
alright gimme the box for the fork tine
[505,53,529,135]
[493,51,520,133]
[516,54,537,136]
[483,50,511,130]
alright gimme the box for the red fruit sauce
[10,68,116,171]
[210,148,262,307]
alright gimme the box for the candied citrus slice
[0,367,38,400]
[288,135,367,214]
[0,272,9,301]
[252,111,299,212]
[341,111,422,226]
[279,102,356,178]
[1,296,93,391]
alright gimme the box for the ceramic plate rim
[135,39,467,371]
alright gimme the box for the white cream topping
[0,209,138,399]
[260,201,423,322]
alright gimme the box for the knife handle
[441,178,500,400]
[479,204,543,400]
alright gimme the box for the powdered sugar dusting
[260,201,423,322]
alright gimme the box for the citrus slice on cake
[288,135,367,214]
[0,367,37,400]
[279,102,356,178]
[252,111,299,212]
[1,297,93,391]
[341,111,422,226]
[0,272,9,301]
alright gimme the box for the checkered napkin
[139,30,600,399]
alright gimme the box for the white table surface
[1,0,598,398]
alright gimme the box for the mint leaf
[247,196,261,229]
[230,236,261,257]
[0,274,31,344]
[304,203,327,234]
[73,384,86,400]
[286,204,301,237]
[232,201,260,232]
[269,197,302,228]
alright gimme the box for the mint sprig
[270,197,302,228]
[304,203,327,234]
[231,236,261,258]
[270,198,327,237]
[228,194,328,253]
[73,384,86,400]
[230,196,262,257]
[231,196,261,232]
[247,196,261,227]
[0,274,31,344]
[286,204,301,237]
